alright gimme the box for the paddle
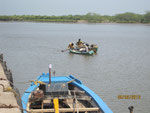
[61,49,69,52]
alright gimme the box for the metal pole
[49,64,52,85]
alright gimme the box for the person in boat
[68,43,74,49]
[85,43,89,48]
[84,43,89,52]
[79,43,89,52]
[76,38,83,48]
[79,48,86,52]
[90,44,98,53]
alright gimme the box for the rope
[0,84,5,91]
[0,103,17,108]
[15,81,30,84]
[61,79,75,88]
[0,78,7,80]
[0,102,30,113]
[16,80,46,85]
[73,90,79,113]
[67,79,75,84]
[74,91,79,113]
[0,79,30,113]
[0,78,47,113]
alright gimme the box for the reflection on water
[0,22,150,113]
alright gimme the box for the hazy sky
[0,0,150,16]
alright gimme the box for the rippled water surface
[0,22,150,113]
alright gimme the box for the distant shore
[1,20,150,25]
[0,12,150,24]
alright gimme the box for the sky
[0,0,150,16]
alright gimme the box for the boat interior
[27,82,102,113]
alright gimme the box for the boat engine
[32,90,44,99]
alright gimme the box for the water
[0,22,150,113]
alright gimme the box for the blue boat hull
[22,74,113,113]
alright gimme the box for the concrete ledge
[0,108,21,113]
[0,54,22,113]
[0,92,19,105]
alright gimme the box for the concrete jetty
[0,54,22,113]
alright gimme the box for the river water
[0,22,150,113]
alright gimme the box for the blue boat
[22,66,113,113]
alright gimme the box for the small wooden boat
[22,65,113,113]
[69,49,94,55]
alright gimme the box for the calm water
[0,22,150,113]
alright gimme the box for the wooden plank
[43,99,51,104]
[69,90,85,94]
[44,95,91,100]
[63,98,86,108]
[63,99,74,108]
[75,100,85,108]
[28,107,99,112]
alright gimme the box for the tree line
[0,12,150,23]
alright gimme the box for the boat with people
[67,39,98,55]
[22,64,113,113]
[69,49,94,55]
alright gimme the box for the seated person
[68,43,74,49]
[79,44,88,52]
[79,48,86,52]
[76,39,83,48]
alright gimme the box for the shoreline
[0,12,150,24]
[0,20,150,25]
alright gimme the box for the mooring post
[0,54,3,63]
[128,106,134,113]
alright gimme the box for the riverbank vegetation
[0,12,150,23]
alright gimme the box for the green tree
[114,12,142,23]
[144,11,150,23]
